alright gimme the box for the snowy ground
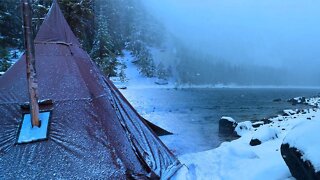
[112,50,175,89]
[172,98,320,180]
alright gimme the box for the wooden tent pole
[22,0,40,127]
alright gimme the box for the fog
[142,0,320,86]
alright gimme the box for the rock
[249,126,278,146]
[273,98,282,102]
[250,118,273,128]
[252,121,264,128]
[155,79,169,85]
[281,144,320,180]
[261,118,273,125]
[250,139,261,146]
[281,120,320,180]
[283,109,296,116]
[219,117,238,137]
[235,121,253,136]
[118,86,127,90]
[288,97,306,106]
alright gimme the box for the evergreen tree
[90,6,118,77]
[119,63,127,82]
[0,48,11,72]
[0,1,20,72]
[32,0,95,51]
[59,0,95,51]
[156,62,170,80]
[0,1,22,49]
[135,48,156,77]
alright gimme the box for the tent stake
[22,0,40,127]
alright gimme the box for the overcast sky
[142,0,320,70]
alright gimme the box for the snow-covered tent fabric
[0,1,181,179]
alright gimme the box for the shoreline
[173,96,320,179]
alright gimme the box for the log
[22,0,40,127]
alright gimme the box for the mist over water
[142,0,320,86]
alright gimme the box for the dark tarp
[0,1,181,179]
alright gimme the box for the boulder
[250,139,261,146]
[281,144,320,180]
[252,121,264,128]
[235,121,253,136]
[219,117,238,137]
[245,117,272,129]
[281,121,320,180]
[288,97,306,106]
[249,126,278,146]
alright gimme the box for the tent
[0,1,181,179]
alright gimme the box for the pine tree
[119,63,127,82]
[59,0,95,51]
[0,1,22,49]
[31,0,95,51]
[135,48,156,77]
[156,62,171,80]
[90,6,118,77]
[0,48,11,72]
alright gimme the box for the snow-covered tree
[90,6,118,77]
[135,48,156,77]
[0,48,11,72]
[156,62,171,80]
[119,63,127,82]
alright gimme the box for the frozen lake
[122,88,320,155]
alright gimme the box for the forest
[1,0,319,86]
[0,0,167,80]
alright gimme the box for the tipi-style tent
[0,1,181,179]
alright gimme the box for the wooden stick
[22,0,40,127]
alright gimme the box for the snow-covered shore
[115,50,320,179]
[173,97,320,179]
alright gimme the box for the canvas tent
[0,1,181,179]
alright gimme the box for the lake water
[122,88,320,155]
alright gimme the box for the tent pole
[22,0,40,127]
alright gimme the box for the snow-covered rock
[250,126,278,146]
[287,97,306,105]
[219,117,238,137]
[281,120,320,179]
[283,109,297,116]
[235,121,253,137]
